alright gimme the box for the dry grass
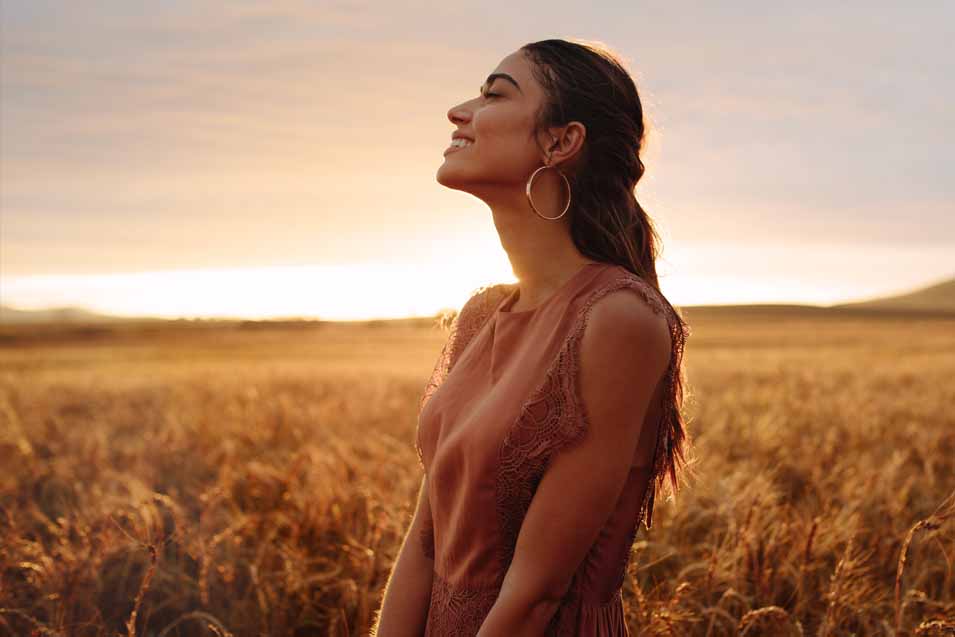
[0,310,953,636]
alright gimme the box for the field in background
[1,309,953,636]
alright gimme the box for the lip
[443,140,474,156]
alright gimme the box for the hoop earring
[525,164,571,221]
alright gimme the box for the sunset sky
[2,1,953,320]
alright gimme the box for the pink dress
[415,262,681,636]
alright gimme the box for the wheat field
[1,309,953,636]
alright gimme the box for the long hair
[520,38,696,512]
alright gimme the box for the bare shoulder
[583,281,673,372]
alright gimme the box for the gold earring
[525,164,571,220]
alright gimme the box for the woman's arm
[371,472,435,637]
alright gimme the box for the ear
[545,121,586,167]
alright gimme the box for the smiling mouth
[444,140,474,155]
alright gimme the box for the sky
[1,1,953,320]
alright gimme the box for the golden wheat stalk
[896,488,955,634]
[739,605,803,636]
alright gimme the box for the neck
[488,192,594,307]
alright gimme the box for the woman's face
[436,50,553,198]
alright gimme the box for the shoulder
[579,272,673,373]
[463,282,514,316]
[439,281,513,331]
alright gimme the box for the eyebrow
[482,72,522,94]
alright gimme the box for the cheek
[473,110,535,160]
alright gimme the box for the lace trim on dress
[424,570,500,637]
[495,274,681,591]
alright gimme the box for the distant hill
[830,275,955,313]
[0,305,132,324]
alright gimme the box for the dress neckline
[498,262,606,316]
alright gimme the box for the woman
[373,38,693,637]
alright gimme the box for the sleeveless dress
[415,261,681,636]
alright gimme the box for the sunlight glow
[0,262,521,321]
[1,240,951,320]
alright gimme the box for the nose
[447,100,473,127]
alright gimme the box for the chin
[435,162,473,192]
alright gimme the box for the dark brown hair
[520,38,695,513]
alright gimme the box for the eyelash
[480,90,500,99]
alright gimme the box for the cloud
[2,1,952,290]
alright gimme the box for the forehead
[484,50,535,92]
